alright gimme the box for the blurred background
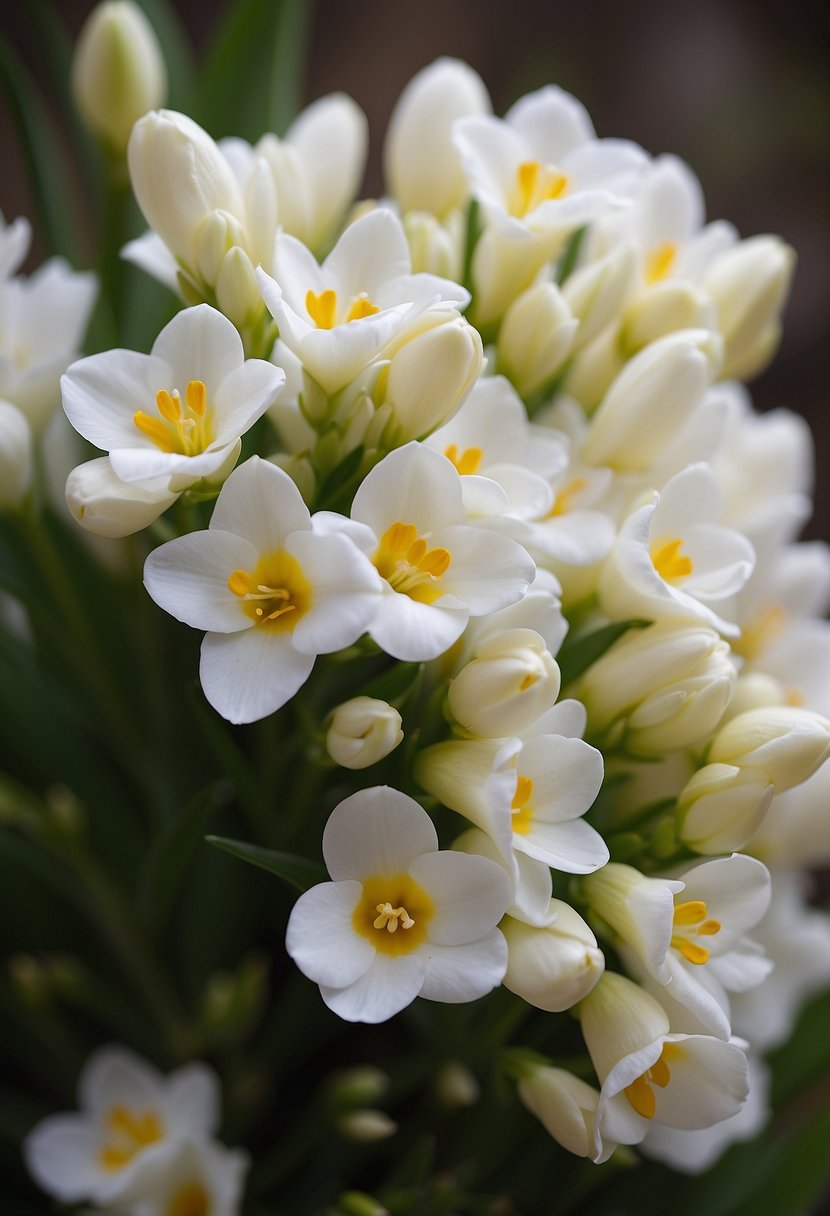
[2,0,828,545]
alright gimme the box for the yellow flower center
[373,521,452,604]
[650,536,694,583]
[133,380,214,456]
[511,775,535,835]
[167,1181,210,1216]
[546,477,587,519]
[624,1040,685,1119]
[670,898,721,965]
[227,550,313,630]
[443,443,483,476]
[644,240,679,284]
[732,602,787,660]
[509,160,570,217]
[353,873,435,956]
[305,288,380,329]
[98,1104,164,1171]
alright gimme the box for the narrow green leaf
[555,225,586,285]
[557,619,649,687]
[206,835,326,892]
[134,0,196,112]
[461,197,482,298]
[362,661,424,708]
[267,0,312,135]
[186,684,268,836]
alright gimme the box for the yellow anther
[671,899,721,965]
[645,240,679,284]
[133,380,212,456]
[373,901,416,933]
[167,1182,210,1216]
[227,552,312,630]
[511,775,535,835]
[306,288,337,329]
[373,521,452,603]
[624,1041,684,1120]
[519,672,538,691]
[672,900,708,926]
[444,443,484,476]
[155,388,181,423]
[547,477,587,519]
[510,160,569,217]
[186,378,207,416]
[346,292,380,322]
[651,536,694,582]
[98,1104,163,1172]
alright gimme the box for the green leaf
[362,661,424,709]
[461,196,481,298]
[555,225,586,285]
[0,36,79,258]
[206,835,326,892]
[313,444,366,513]
[557,619,649,687]
[135,0,197,112]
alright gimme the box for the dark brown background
[2,0,829,532]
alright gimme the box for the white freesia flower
[502,899,605,1012]
[24,1045,219,1205]
[0,400,32,508]
[314,442,535,661]
[598,462,755,637]
[579,972,749,1156]
[62,304,284,495]
[256,208,468,395]
[497,280,577,397]
[285,786,511,1023]
[702,235,795,380]
[0,258,97,434]
[129,1139,249,1216]
[326,696,403,769]
[143,457,381,723]
[582,863,684,984]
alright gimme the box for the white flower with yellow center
[579,972,749,1158]
[598,462,755,636]
[314,442,536,661]
[143,457,381,724]
[285,786,511,1023]
[62,304,284,494]
[24,1045,219,1206]
[129,1138,249,1216]
[256,208,469,395]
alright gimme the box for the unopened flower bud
[708,706,830,792]
[518,1065,604,1160]
[215,246,262,329]
[703,236,795,380]
[620,280,717,355]
[128,109,245,272]
[502,902,605,1012]
[677,763,773,854]
[381,312,483,442]
[498,282,577,396]
[72,1,166,154]
[581,329,723,470]
[582,863,682,982]
[326,697,403,770]
[436,1061,480,1109]
[403,210,464,279]
[384,58,490,217]
[337,1110,398,1143]
[0,401,32,508]
[577,623,735,755]
[65,457,178,537]
[330,1065,390,1108]
[448,628,560,738]
[563,243,636,349]
[193,210,246,287]
[338,1192,390,1216]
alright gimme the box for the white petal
[61,349,170,451]
[24,1115,102,1201]
[286,880,374,986]
[150,303,244,392]
[323,207,411,299]
[680,855,771,952]
[322,785,438,880]
[144,530,257,632]
[321,952,425,1023]
[515,817,609,874]
[109,441,237,485]
[296,307,410,395]
[271,232,328,313]
[199,628,314,724]
[505,85,595,161]
[212,358,286,446]
[439,523,535,614]
[408,851,511,945]
[652,1035,749,1129]
[285,530,380,654]
[351,442,464,537]
[163,1063,220,1137]
[121,231,180,292]
[79,1044,162,1112]
[522,734,604,822]
[419,931,508,1002]
[369,589,469,661]
[210,456,311,552]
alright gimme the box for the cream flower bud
[215,246,262,329]
[518,1065,605,1160]
[380,312,483,443]
[128,109,245,271]
[65,457,177,537]
[72,1,166,154]
[577,623,735,756]
[497,283,577,397]
[620,280,717,355]
[0,401,32,508]
[193,210,246,287]
[448,628,561,738]
[337,1110,398,1143]
[579,971,670,1086]
[703,236,795,380]
[436,1061,480,1109]
[563,243,636,350]
[677,763,773,854]
[384,58,490,217]
[581,329,723,471]
[325,697,403,770]
[502,901,604,1012]
[403,210,464,279]
[582,863,683,983]
[708,707,830,793]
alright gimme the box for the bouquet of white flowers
[3,4,829,1214]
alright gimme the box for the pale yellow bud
[703,236,796,380]
[518,1065,603,1159]
[448,628,561,738]
[579,971,669,1085]
[563,243,636,350]
[193,211,246,288]
[326,697,403,770]
[381,312,483,442]
[65,457,177,537]
[403,209,464,279]
[215,246,262,329]
[502,902,604,1012]
[72,1,166,154]
[0,401,32,509]
[677,763,773,854]
[582,863,681,983]
[498,282,577,396]
[436,1061,480,1109]
[709,707,830,793]
[620,280,717,355]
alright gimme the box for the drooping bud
[380,311,483,443]
[518,1065,607,1160]
[676,763,774,854]
[708,706,830,793]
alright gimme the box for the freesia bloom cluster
[14,33,830,1214]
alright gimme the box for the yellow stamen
[624,1041,685,1119]
[373,521,451,603]
[98,1104,163,1172]
[306,288,380,328]
[346,292,380,322]
[132,380,213,456]
[510,160,569,217]
[444,443,484,476]
[645,240,678,284]
[353,874,434,956]
[227,550,313,630]
[167,1182,210,1216]
[511,775,535,835]
[651,536,693,582]
[671,899,721,966]
[547,477,587,519]
[373,901,416,933]
[733,602,787,660]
